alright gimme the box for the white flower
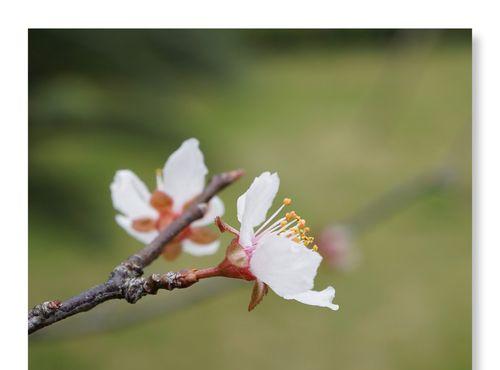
[218,172,338,311]
[110,138,224,259]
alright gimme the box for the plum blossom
[318,225,360,271]
[111,138,224,260]
[216,172,338,311]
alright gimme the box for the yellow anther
[304,227,310,233]
[312,245,318,252]
[289,211,297,219]
[285,212,293,221]
[283,198,292,206]
[280,220,287,227]
[298,219,306,228]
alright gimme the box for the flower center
[254,198,318,251]
[131,188,190,238]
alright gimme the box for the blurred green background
[28,30,471,370]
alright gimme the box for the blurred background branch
[29,29,471,370]
[30,161,456,341]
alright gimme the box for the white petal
[237,172,280,247]
[285,287,339,311]
[115,215,158,244]
[181,239,220,256]
[191,196,225,227]
[162,138,208,212]
[236,192,247,223]
[110,170,157,219]
[249,233,322,297]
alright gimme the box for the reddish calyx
[131,190,218,260]
[216,238,255,281]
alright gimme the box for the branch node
[28,169,243,334]
[174,269,199,289]
[122,278,146,304]
[29,300,62,320]
[198,203,208,214]
[111,260,144,280]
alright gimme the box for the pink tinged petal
[249,233,322,297]
[284,287,339,311]
[237,172,280,247]
[181,239,220,256]
[115,215,158,244]
[110,170,157,219]
[191,196,225,227]
[162,138,208,212]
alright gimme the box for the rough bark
[28,170,243,334]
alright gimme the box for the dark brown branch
[31,164,459,341]
[28,170,243,334]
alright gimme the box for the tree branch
[28,169,243,334]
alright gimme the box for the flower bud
[317,225,359,271]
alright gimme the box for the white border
[0,7,28,370]
[1,1,498,369]
[475,18,500,370]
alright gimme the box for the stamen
[259,217,291,238]
[156,168,164,189]
[255,205,285,235]
[267,217,288,232]
[312,245,318,252]
[255,198,292,236]
[275,219,298,234]
[281,226,299,238]
[253,198,317,249]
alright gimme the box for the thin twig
[30,165,457,341]
[28,169,244,334]
[345,166,455,235]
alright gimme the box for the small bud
[317,225,358,271]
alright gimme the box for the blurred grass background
[28,29,471,370]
